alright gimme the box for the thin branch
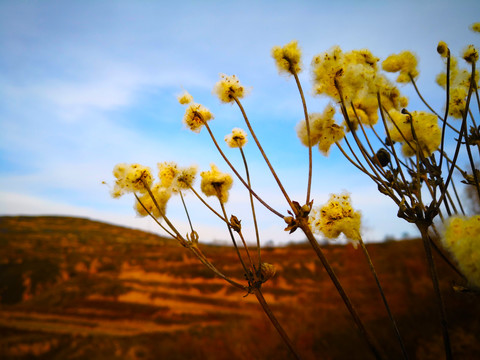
[233,96,295,212]
[292,70,313,205]
[203,121,285,218]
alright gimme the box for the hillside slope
[0,216,479,359]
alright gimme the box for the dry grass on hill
[1,216,479,359]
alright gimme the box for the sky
[0,0,479,245]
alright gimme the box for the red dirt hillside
[0,216,479,359]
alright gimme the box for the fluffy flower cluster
[311,46,408,128]
[388,110,441,157]
[177,91,193,105]
[172,166,198,192]
[225,128,248,148]
[134,184,172,218]
[463,45,479,64]
[381,51,419,83]
[112,161,198,219]
[296,104,345,155]
[442,215,480,289]
[111,163,153,197]
[158,162,179,188]
[213,74,246,103]
[309,192,361,246]
[436,55,479,119]
[200,164,233,203]
[158,161,197,193]
[471,22,480,33]
[437,41,449,58]
[178,90,214,133]
[271,40,302,75]
[182,103,214,133]
[312,47,374,102]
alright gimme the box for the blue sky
[0,0,479,244]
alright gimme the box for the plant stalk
[253,287,302,360]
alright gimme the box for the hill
[0,216,479,359]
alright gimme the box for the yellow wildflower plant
[462,44,479,64]
[311,46,345,101]
[437,41,449,58]
[309,192,362,246]
[382,51,419,83]
[213,74,246,103]
[449,87,468,119]
[346,95,380,129]
[311,46,406,127]
[111,163,153,197]
[375,75,409,112]
[171,165,198,193]
[436,55,479,118]
[296,104,345,155]
[225,128,248,148]
[134,183,172,218]
[157,161,179,188]
[311,46,380,102]
[182,102,214,133]
[470,22,480,33]
[388,110,441,158]
[442,215,480,289]
[341,49,380,101]
[200,164,233,203]
[271,40,302,75]
[177,90,193,105]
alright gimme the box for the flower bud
[437,41,449,58]
[260,263,276,281]
[230,215,242,232]
[374,148,391,167]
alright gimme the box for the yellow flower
[311,46,408,124]
[225,128,248,148]
[271,40,302,75]
[200,164,233,203]
[183,103,214,133]
[311,46,347,101]
[388,110,441,157]
[111,163,153,197]
[213,74,246,103]
[436,56,479,87]
[158,162,179,188]
[134,183,172,218]
[171,165,198,192]
[436,72,447,88]
[309,192,361,246]
[470,22,480,33]
[442,215,480,289]
[346,95,380,129]
[177,91,193,105]
[296,104,345,155]
[382,51,419,83]
[375,75,409,111]
[436,55,479,119]
[463,44,479,64]
[437,41,449,58]
[449,87,468,119]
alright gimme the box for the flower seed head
[213,74,246,103]
[200,164,233,203]
[462,45,478,64]
[437,41,449,58]
[225,128,248,148]
[271,40,302,75]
